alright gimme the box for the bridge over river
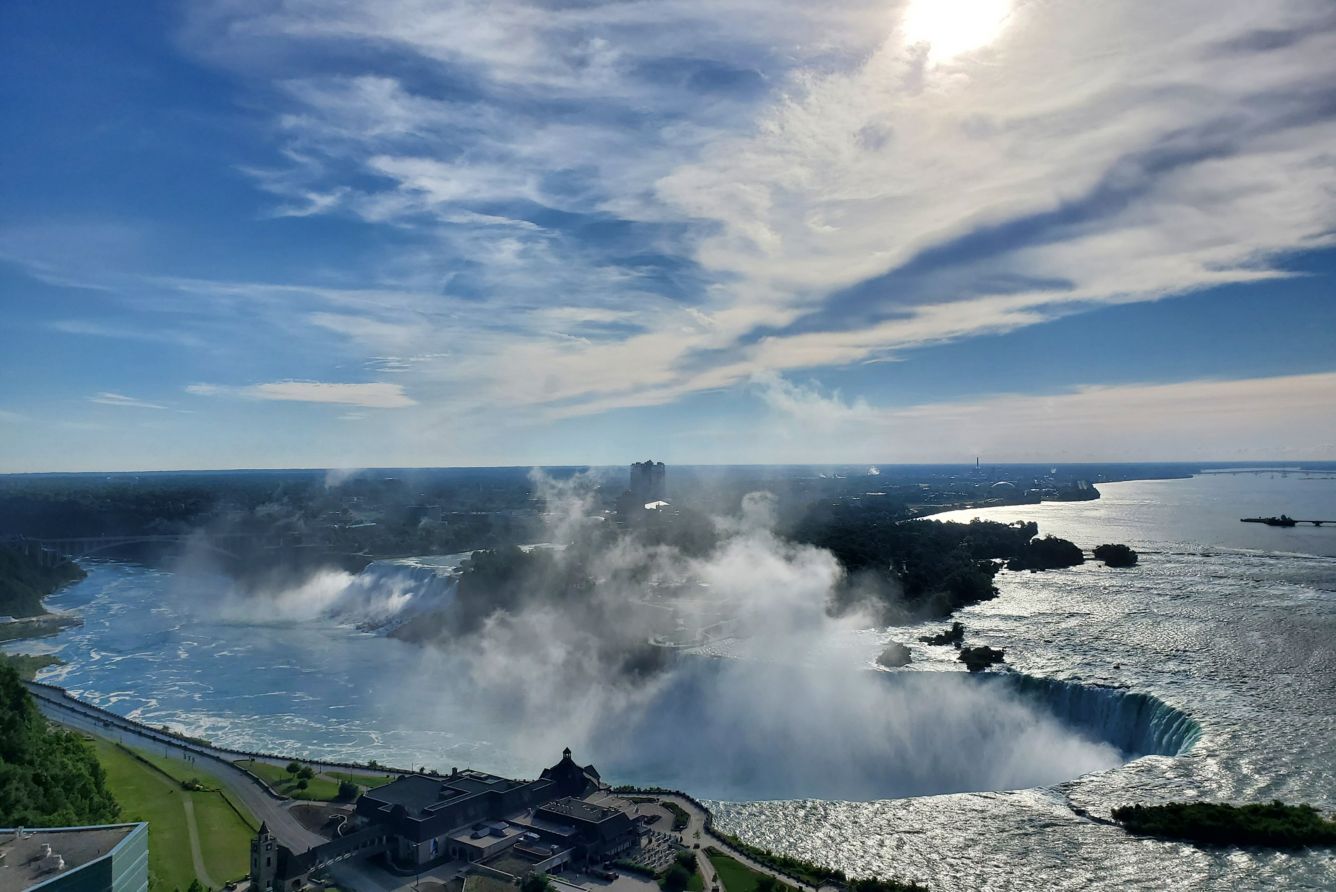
[2,532,280,563]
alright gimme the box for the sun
[901,0,1014,62]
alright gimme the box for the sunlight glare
[902,0,1014,62]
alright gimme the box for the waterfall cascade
[982,673,1201,757]
[327,557,461,630]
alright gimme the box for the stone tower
[251,822,279,891]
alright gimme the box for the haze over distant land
[2,1,1336,471]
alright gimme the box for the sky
[2,0,1335,472]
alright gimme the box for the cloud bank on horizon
[1,0,1335,469]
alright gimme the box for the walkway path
[657,794,824,892]
[182,798,219,890]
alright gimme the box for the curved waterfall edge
[985,673,1201,757]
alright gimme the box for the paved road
[27,682,324,854]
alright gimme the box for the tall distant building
[629,460,666,503]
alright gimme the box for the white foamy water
[8,474,1336,890]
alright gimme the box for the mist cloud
[190,472,1127,797]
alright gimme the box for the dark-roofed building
[539,747,603,798]
[252,749,631,885]
[251,822,391,892]
[355,769,556,866]
[517,798,637,863]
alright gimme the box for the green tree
[285,761,300,775]
[297,766,315,780]
[337,780,360,801]
[0,662,119,825]
[662,865,693,892]
[521,873,554,892]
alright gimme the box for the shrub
[662,865,693,892]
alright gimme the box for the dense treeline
[0,662,119,825]
[794,500,1040,620]
[1113,801,1336,847]
[0,545,85,617]
[0,471,547,579]
[848,878,931,892]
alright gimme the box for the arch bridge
[1,533,274,563]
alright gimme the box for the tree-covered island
[1113,801,1336,848]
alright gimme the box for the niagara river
[7,473,1335,891]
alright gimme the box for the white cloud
[88,392,170,410]
[750,371,1336,462]
[50,319,205,348]
[162,0,1336,424]
[186,380,417,408]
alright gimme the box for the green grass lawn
[92,739,256,890]
[325,769,397,789]
[707,853,795,892]
[235,759,344,801]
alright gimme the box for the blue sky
[2,0,1334,471]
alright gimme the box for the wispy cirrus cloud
[88,392,171,410]
[5,0,1335,469]
[51,319,205,348]
[186,380,416,408]
[162,0,1336,424]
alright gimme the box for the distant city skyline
[3,2,1335,472]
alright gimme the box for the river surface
[9,473,1336,890]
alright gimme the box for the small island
[1094,543,1139,567]
[876,642,913,668]
[919,621,966,647]
[1113,801,1336,848]
[1006,535,1084,571]
[958,645,1005,672]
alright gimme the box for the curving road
[26,682,324,854]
